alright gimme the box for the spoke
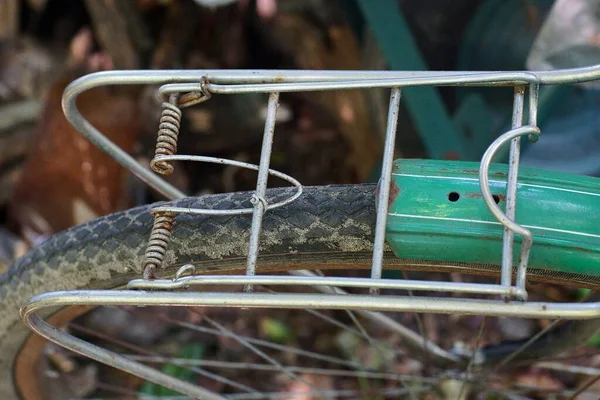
[124,355,439,382]
[275,273,424,400]
[85,397,189,400]
[535,362,600,376]
[70,320,259,394]
[568,373,600,400]
[401,270,430,371]
[493,319,561,372]
[520,350,600,364]
[458,316,487,399]
[227,386,431,400]
[344,309,377,351]
[487,389,534,400]
[95,381,140,396]
[493,291,600,371]
[124,306,365,370]
[289,270,459,364]
[86,390,433,400]
[203,315,332,399]
[137,398,189,400]
[69,323,155,355]
[181,363,258,395]
[341,309,420,400]
[303,307,364,336]
[298,271,421,400]
[262,285,402,357]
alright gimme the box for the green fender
[385,159,600,279]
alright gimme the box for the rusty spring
[150,94,182,176]
[142,211,176,279]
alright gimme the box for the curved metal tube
[20,289,600,396]
[23,311,227,400]
[21,290,600,324]
[62,64,600,200]
[479,125,542,294]
[205,72,540,94]
[148,155,302,216]
[480,126,541,239]
[127,274,526,298]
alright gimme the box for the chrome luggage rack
[19,66,600,398]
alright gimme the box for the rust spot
[493,171,508,177]
[461,169,479,174]
[466,192,482,198]
[443,152,460,160]
[389,180,400,206]
[497,194,506,202]
[542,305,547,311]
[375,180,400,206]
[478,235,497,241]
[573,246,594,253]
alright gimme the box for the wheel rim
[15,257,600,400]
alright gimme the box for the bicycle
[0,64,599,399]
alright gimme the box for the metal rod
[70,321,258,394]
[515,83,541,289]
[128,274,525,297]
[22,290,600,321]
[205,73,539,94]
[500,86,525,289]
[535,362,600,376]
[245,92,279,291]
[21,289,600,394]
[289,270,459,364]
[62,64,600,89]
[479,125,541,301]
[146,154,302,216]
[226,386,431,400]
[204,316,333,399]
[125,355,437,381]
[370,87,401,295]
[62,64,600,200]
[25,314,226,400]
[143,308,366,369]
[528,83,540,128]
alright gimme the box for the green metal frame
[355,0,470,160]
[353,0,564,165]
[386,159,600,277]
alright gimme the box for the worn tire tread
[0,184,378,399]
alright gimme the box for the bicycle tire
[0,184,598,399]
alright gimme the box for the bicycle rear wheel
[1,184,599,399]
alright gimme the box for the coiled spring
[142,211,176,279]
[150,95,182,176]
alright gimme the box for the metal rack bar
[370,87,401,294]
[22,290,600,321]
[244,92,279,291]
[500,86,525,288]
[127,274,526,298]
[62,65,600,202]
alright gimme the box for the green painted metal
[355,0,470,160]
[386,159,600,277]
[457,0,555,73]
[451,93,497,157]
